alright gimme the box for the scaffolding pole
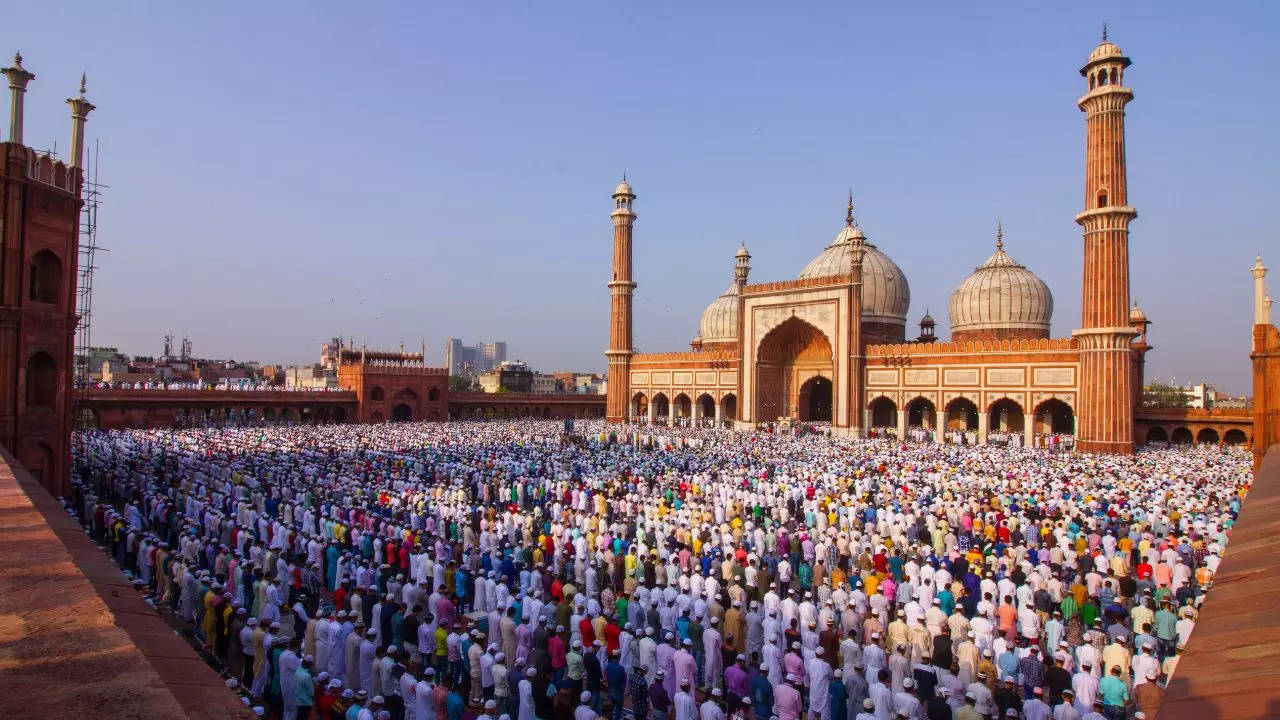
[74,139,107,407]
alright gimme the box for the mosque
[605,35,1150,454]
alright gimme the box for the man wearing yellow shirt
[864,574,879,597]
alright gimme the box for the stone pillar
[978,408,989,445]
[691,397,701,425]
[715,397,723,427]
[1254,257,1270,325]
[647,398,655,424]
[2,52,35,145]
[66,74,94,169]
[1024,417,1035,449]
[896,402,908,442]
[667,400,676,427]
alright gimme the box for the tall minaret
[1073,30,1139,454]
[605,177,636,423]
[843,191,865,436]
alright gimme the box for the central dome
[797,222,910,329]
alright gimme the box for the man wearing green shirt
[1154,600,1179,659]
[1058,594,1078,621]
[566,640,586,695]
[1079,600,1099,628]
[296,657,315,720]
[1098,666,1129,720]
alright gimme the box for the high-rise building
[445,338,508,375]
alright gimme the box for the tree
[449,375,477,392]
[1142,382,1189,408]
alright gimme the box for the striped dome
[948,237,1052,336]
[797,224,910,327]
[698,284,740,343]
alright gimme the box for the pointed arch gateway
[754,316,833,422]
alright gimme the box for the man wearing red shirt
[603,618,621,654]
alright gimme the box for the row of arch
[77,405,354,429]
[175,405,354,427]
[631,392,737,426]
[1143,426,1249,445]
[865,395,1075,434]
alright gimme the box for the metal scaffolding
[74,139,106,389]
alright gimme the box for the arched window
[370,386,385,401]
[29,250,62,304]
[428,388,440,401]
[1089,73,1096,90]
[1098,69,1108,86]
[1097,189,1108,208]
[26,352,57,408]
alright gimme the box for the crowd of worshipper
[66,419,1251,720]
[75,379,340,391]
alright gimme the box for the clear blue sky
[8,2,1277,393]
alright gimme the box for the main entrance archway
[392,403,413,422]
[798,376,832,422]
[755,317,833,422]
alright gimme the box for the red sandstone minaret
[1073,29,1139,454]
[605,177,636,423]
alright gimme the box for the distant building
[82,346,130,380]
[101,361,158,386]
[532,373,558,394]
[285,363,337,389]
[1171,382,1215,409]
[445,338,508,375]
[1211,390,1251,409]
[320,337,343,371]
[477,360,533,393]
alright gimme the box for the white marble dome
[948,237,1053,336]
[698,284,740,343]
[797,224,910,327]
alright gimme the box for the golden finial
[846,189,855,226]
[79,72,87,96]
[996,222,1004,250]
[13,51,22,67]
[1102,23,1108,42]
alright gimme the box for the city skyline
[7,3,1276,393]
